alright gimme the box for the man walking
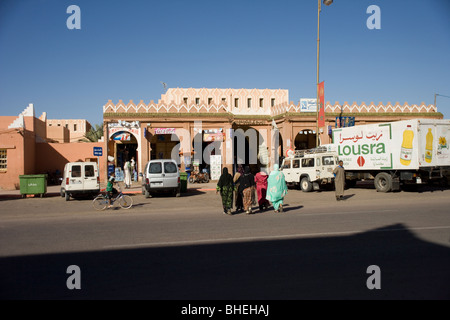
[333,160,345,201]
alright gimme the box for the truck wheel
[374,172,392,193]
[300,177,313,192]
[439,177,448,188]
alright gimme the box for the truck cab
[281,147,339,192]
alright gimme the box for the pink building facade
[102,88,443,180]
[0,104,105,191]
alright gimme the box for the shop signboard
[300,99,317,112]
[113,132,131,141]
[210,155,222,181]
[155,128,176,135]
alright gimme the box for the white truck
[324,119,450,192]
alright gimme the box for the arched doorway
[294,129,317,150]
[108,131,139,181]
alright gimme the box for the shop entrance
[294,129,317,150]
[150,134,180,161]
[232,126,267,175]
[108,131,139,180]
[191,131,223,178]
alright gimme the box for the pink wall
[36,142,106,180]
[0,129,25,190]
[47,125,70,143]
[0,117,17,130]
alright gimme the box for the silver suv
[142,159,181,198]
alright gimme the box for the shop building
[102,88,443,180]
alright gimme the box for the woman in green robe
[216,167,234,215]
[266,164,288,213]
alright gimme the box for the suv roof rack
[294,146,328,157]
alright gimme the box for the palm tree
[80,124,103,142]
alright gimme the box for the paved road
[0,184,449,300]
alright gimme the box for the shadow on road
[1,223,449,300]
[341,194,355,201]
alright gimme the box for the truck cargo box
[330,119,450,171]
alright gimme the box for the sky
[0,0,449,126]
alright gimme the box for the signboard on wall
[204,133,225,142]
[300,99,317,112]
[108,121,140,138]
[210,155,222,181]
[155,128,176,135]
[93,147,103,157]
[203,129,224,142]
[113,132,131,141]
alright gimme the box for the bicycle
[92,184,133,211]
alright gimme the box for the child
[106,173,116,208]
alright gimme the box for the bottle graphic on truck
[400,125,414,166]
[425,128,433,163]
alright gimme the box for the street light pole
[316,0,333,148]
[434,93,450,110]
[316,0,321,147]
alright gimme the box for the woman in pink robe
[255,169,270,211]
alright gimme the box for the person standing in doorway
[216,167,234,215]
[124,159,132,189]
[238,166,256,214]
[255,168,270,212]
[266,164,288,213]
[131,157,137,182]
[333,160,345,201]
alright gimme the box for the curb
[0,188,217,200]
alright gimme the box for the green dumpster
[180,172,188,193]
[19,174,48,198]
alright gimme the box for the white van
[142,159,180,198]
[60,162,100,201]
